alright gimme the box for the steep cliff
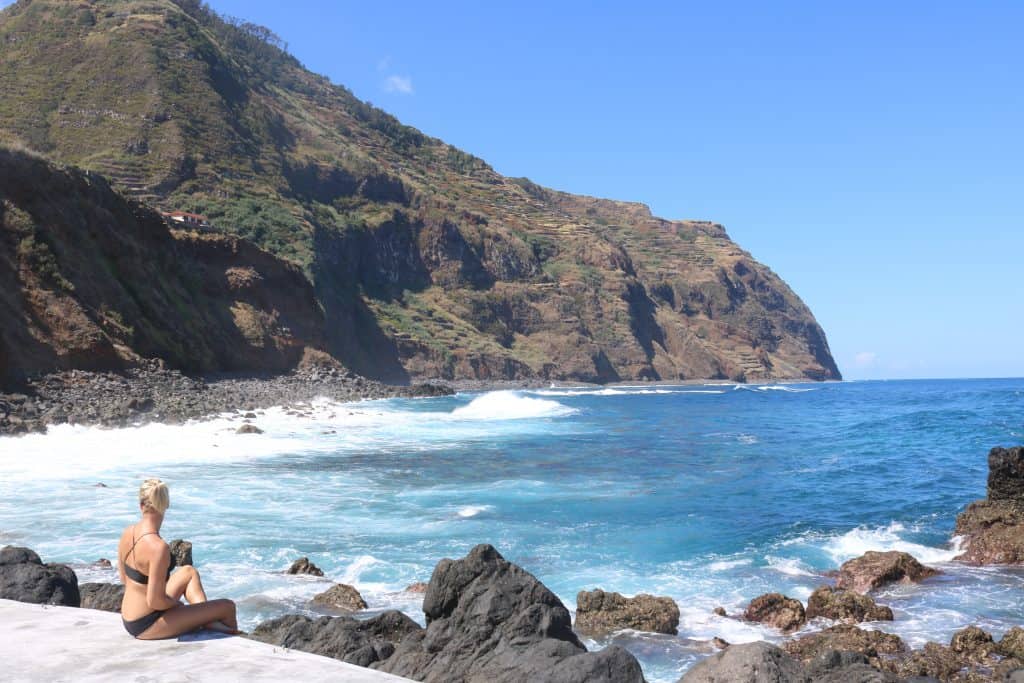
[0,0,840,382]
[0,147,327,384]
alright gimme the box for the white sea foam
[819,522,963,565]
[531,387,724,397]
[737,434,759,445]
[457,505,493,518]
[707,558,752,572]
[450,391,575,419]
[764,555,817,577]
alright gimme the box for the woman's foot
[204,619,244,636]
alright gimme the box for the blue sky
[7,1,1021,379]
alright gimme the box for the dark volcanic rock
[312,583,367,612]
[955,446,1024,565]
[835,551,938,593]
[0,546,80,607]
[169,539,193,567]
[287,557,324,576]
[236,423,264,434]
[743,593,806,633]
[805,586,894,624]
[80,582,124,612]
[375,544,646,682]
[679,642,804,682]
[250,611,422,667]
[575,588,680,635]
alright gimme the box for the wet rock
[80,582,124,612]
[783,624,907,669]
[835,551,938,593]
[949,625,996,660]
[711,637,730,650]
[0,546,80,607]
[92,558,112,569]
[287,557,324,576]
[249,610,422,667]
[804,650,901,682]
[805,586,894,623]
[312,583,367,612]
[575,588,680,635]
[712,606,727,617]
[955,446,1024,565]
[404,582,428,594]
[680,641,804,682]
[743,592,806,633]
[236,423,263,434]
[376,544,646,682]
[169,539,192,567]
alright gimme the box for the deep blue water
[1,379,1022,681]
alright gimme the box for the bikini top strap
[124,525,159,566]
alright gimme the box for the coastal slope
[0,0,840,383]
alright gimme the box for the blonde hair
[139,478,170,514]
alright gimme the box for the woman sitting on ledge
[117,478,239,639]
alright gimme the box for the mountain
[0,0,840,383]
[0,147,328,383]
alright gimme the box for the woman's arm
[145,543,181,611]
[116,533,127,585]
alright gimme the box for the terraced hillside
[0,0,840,382]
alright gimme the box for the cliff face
[0,0,840,383]
[0,148,326,384]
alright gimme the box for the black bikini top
[122,526,175,585]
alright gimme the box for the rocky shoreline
[2,446,1022,682]
[0,361,456,436]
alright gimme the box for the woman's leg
[137,599,238,640]
[166,566,207,604]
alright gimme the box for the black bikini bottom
[122,609,166,638]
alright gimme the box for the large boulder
[574,589,679,635]
[312,583,367,612]
[955,446,1024,565]
[79,582,124,612]
[0,546,80,607]
[679,641,900,682]
[743,593,806,633]
[287,557,324,576]
[169,539,193,567]
[375,544,646,682]
[834,551,938,593]
[805,586,894,623]
[250,611,422,668]
[783,624,907,670]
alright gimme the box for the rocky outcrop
[0,546,79,607]
[287,557,324,576]
[169,539,193,567]
[574,589,680,636]
[312,584,367,612]
[834,551,938,593]
[743,593,806,633]
[783,624,907,669]
[1000,627,1024,660]
[404,582,428,594]
[955,446,1024,565]
[236,424,264,434]
[79,582,123,612]
[249,611,422,668]
[884,626,1024,681]
[679,641,899,682]
[375,544,646,682]
[805,586,894,623]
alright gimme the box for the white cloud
[382,75,414,95]
[853,351,878,368]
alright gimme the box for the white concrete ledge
[0,599,412,682]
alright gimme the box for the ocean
[1,378,1022,681]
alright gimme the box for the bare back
[118,524,170,621]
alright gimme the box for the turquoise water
[1,379,1022,681]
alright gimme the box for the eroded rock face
[312,583,367,612]
[375,544,646,683]
[679,641,899,682]
[169,539,192,567]
[249,611,422,668]
[743,593,806,633]
[885,626,1024,681]
[805,586,894,623]
[955,446,1024,565]
[575,589,680,635]
[80,582,124,612]
[834,551,938,593]
[999,626,1024,660]
[287,557,324,576]
[0,546,80,607]
[783,624,907,669]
